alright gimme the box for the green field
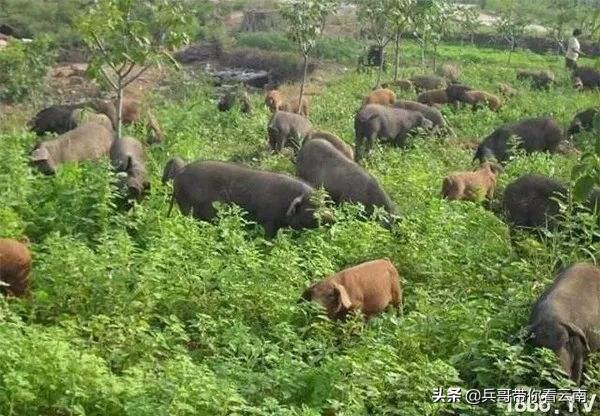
[0,41,599,415]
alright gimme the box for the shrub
[0,0,84,47]
[0,37,55,103]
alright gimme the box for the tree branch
[121,62,136,84]
[99,67,118,90]
[117,62,128,77]
[91,32,119,74]
[122,65,151,88]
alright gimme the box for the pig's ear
[489,162,503,174]
[286,195,304,217]
[298,287,312,303]
[333,283,352,313]
[562,321,591,352]
[31,146,50,161]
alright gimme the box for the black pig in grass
[572,67,600,90]
[217,90,252,114]
[393,100,446,129]
[267,111,312,152]
[527,263,600,384]
[165,160,320,238]
[567,108,599,136]
[445,84,473,106]
[28,100,117,135]
[410,74,446,91]
[30,115,115,175]
[110,136,150,201]
[217,92,236,112]
[162,156,187,184]
[304,131,354,161]
[473,118,563,163]
[354,104,434,162]
[502,174,568,228]
[516,70,555,90]
[297,138,396,218]
[393,100,455,137]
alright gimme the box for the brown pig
[462,90,503,111]
[264,90,309,116]
[363,88,396,106]
[442,162,501,202]
[0,238,32,298]
[302,258,402,319]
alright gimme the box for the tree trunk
[393,31,401,81]
[376,43,384,88]
[432,44,437,71]
[298,53,308,111]
[116,82,123,140]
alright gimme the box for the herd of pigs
[1,61,600,385]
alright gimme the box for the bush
[0,37,55,103]
[0,0,85,47]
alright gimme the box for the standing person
[565,28,582,70]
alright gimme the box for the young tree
[76,0,192,139]
[455,4,481,45]
[413,0,452,71]
[356,0,395,87]
[494,6,526,64]
[280,0,337,111]
[388,0,414,81]
[428,0,453,71]
[546,0,578,54]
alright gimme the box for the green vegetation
[76,0,192,139]
[1,36,600,416]
[0,37,55,103]
[236,31,364,63]
[0,0,84,47]
[493,3,527,64]
[279,0,336,111]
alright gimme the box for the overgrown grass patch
[0,40,598,415]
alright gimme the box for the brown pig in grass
[441,162,501,202]
[0,238,32,298]
[301,258,403,319]
[462,90,503,111]
[264,90,309,116]
[363,88,396,106]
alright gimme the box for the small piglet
[442,162,501,202]
[302,258,402,319]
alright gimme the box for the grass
[0,41,599,415]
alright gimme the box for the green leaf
[574,174,595,201]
